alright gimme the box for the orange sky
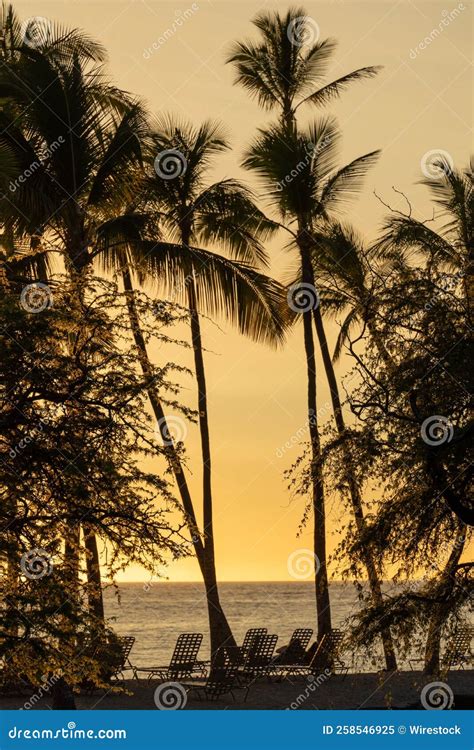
[15,0,472,581]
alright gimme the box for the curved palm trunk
[299,241,332,639]
[312,306,397,671]
[121,267,234,655]
[186,277,236,654]
[423,526,466,676]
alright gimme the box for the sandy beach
[1,671,472,711]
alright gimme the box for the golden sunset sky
[15,0,472,581]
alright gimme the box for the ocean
[104,581,399,672]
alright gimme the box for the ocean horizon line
[112,578,405,585]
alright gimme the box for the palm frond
[309,222,367,291]
[194,179,277,266]
[0,7,105,63]
[150,115,229,201]
[243,117,341,218]
[332,306,359,362]
[133,241,287,346]
[87,102,147,207]
[375,216,459,267]
[318,150,380,213]
[296,66,381,109]
[227,8,380,118]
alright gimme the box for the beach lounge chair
[182,647,250,702]
[240,628,267,658]
[79,633,136,690]
[135,633,205,681]
[442,625,474,673]
[292,629,348,679]
[279,628,313,660]
[240,633,278,678]
[107,636,136,681]
[408,625,474,673]
[268,628,313,677]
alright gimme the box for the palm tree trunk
[84,525,105,624]
[423,526,466,676]
[64,525,81,612]
[186,277,236,654]
[121,267,234,655]
[66,254,105,628]
[312,306,397,671]
[299,243,332,639]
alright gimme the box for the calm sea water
[104,582,393,672]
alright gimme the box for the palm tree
[229,10,397,664]
[0,3,104,63]
[114,116,286,654]
[226,7,380,130]
[0,18,149,624]
[304,222,398,667]
[0,7,287,653]
[376,158,473,320]
[242,118,396,662]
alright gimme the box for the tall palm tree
[226,7,380,130]
[229,9,397,665]
[0,10,287,653]
[305,222,398,667]
[242,118,396,663]
[0,21,149,623]
[114,116,286,653]
[0,3,104,63]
